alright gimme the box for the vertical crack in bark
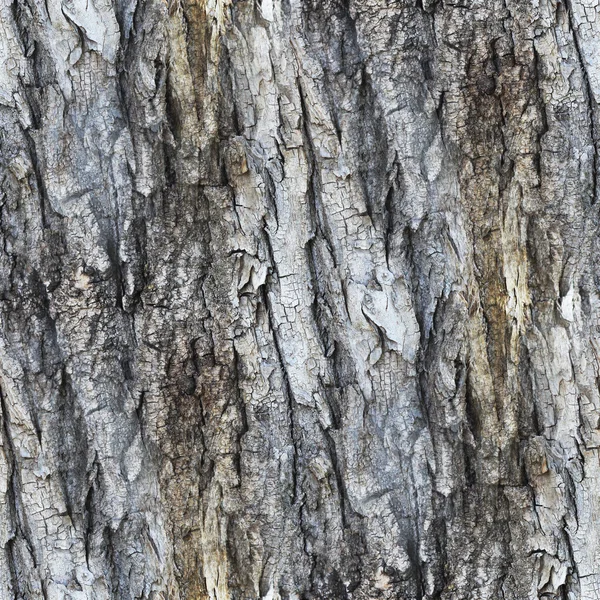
[0,381,41,594]
[0,382,19,596]
[2,0,600,596]
[296,76,338,267]
[21,128,50,230]
[260,283,298,506]
[563,0,598,205]
[531,46,549,189]
[231,344,248,487]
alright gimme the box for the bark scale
[0,0,599,598]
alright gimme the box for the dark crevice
[22,129,49,229]
[563,0,598,205]
[305,239,334,360]
[322,425,350,528]
[463,369,479,487]
[0,382,20,596]
[297,77,339,269]
[531,46,549,189]
[0,381,40,578]
[231,345,248,487]
[83,473,95,567]
[384,185,395,265]
[260,284,299,505]
[560,515,579,596]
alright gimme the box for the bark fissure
[1,0,600,597]
[563,0,598,205]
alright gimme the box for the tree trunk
[0,0,599,598]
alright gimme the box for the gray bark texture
[0,0,599,598]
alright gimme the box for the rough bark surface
[0,0,599,598]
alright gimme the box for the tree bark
[0,0,599,598]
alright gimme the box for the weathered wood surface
[1,0,600,598]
